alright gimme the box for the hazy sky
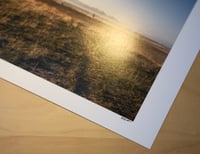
[76,0,196,47]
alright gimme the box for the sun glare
[86,24,137,76]
[103,29,134,59]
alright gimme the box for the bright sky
[77,0,196,47]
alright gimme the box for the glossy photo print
[0,0,197,120]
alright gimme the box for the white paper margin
[0,1,200,149]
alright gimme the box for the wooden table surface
[0,53,200,154]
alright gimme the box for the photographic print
[1,0,200,148]
[0,0,197,120]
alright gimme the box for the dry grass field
[0,0,169,120]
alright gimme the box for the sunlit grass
[101,29,134,59]
[88,25,135,60]
[85,24,138,78]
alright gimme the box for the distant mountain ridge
[65,0,118,22]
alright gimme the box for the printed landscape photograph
[0,0,196,120]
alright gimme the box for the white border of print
[0,1,200,149]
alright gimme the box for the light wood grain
[0,52,200,153]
